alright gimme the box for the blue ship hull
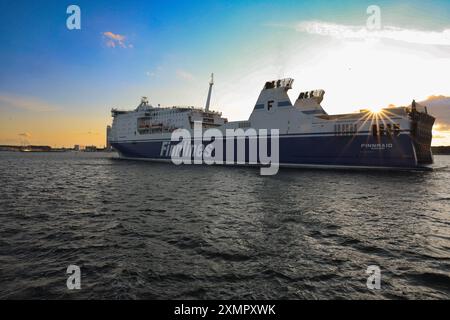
[111,133,427,169]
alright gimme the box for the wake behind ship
[109,76,435,170]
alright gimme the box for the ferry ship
[109,75,435,170]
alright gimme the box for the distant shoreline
[0,145,114,153]
[432,146,450,155]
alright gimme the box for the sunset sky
[1,0,450,147]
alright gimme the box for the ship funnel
[205,73,214,112]
[140,96,149,107]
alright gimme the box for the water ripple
[0,152,449,299]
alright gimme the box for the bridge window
[335,123,358,136]
[372,123,401,136]
[264,82,275,89]
[238,121,251,128]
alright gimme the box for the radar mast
[205,73,214,112]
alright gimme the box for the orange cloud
[435,123,450,131]
[103,31,125,41]
[426,95,449,101]
[102,31,132,48]
[420,95,450,145]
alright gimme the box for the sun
[369,106,384,113]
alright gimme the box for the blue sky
[1,0,450,146]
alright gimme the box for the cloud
[435,123,450,131]
[176,69,195,81]
[102,31,133,48]
[0,94,57,112]
[426,95,449,102]
[419,95,450,126]
[294,21,450,46]
[418,95,450,144]
[146,66,163,78]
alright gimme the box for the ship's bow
[409,101,435,165]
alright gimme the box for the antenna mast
[205,73,214,112]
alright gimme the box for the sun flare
[369,106,384,113]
